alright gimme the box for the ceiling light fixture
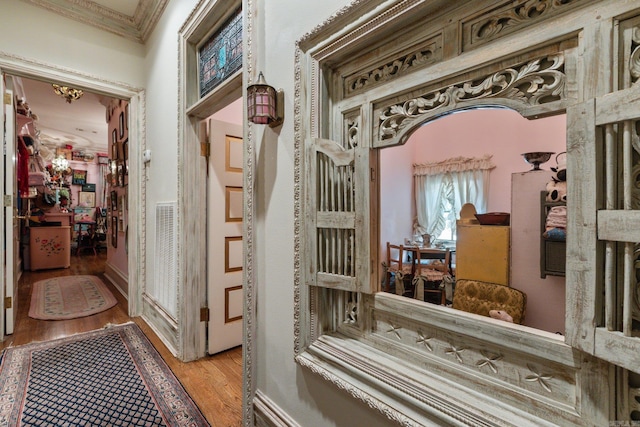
[52,84,84,103]
[51,155,69,173]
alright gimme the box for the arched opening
[379,107,566,333]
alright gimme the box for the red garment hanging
[17,136,30,198]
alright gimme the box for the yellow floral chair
[452,279,527,324]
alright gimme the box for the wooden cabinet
[30,226,71,270]
[540,191,566,278]
[456,223,510,285]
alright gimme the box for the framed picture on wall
[119,112,125,139]
[112,129,117,144]
[78,191,95,208]
[113,162,120,187]
[122,139,128,170]
[111,190,117,211]
[117,163,124,187]
[72,169,87,185]
[111,216,118,248]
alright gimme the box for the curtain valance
[413,155,495,176]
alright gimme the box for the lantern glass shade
[246,72,283,127]
[247,86,277,124]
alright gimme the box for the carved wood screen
[567,34,640,373]
[309,137,373,293]
[294,1,640,425]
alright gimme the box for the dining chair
[413,249,450,305]
[385,242,413,295]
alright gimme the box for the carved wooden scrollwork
[630,384,640,420]
[631,26,640,86]
[344,38,441,96]
[344,292,359,325]
[346,117,359,149]
[466,0,579,49]
[378,54,565,140]
[632,122,640,320]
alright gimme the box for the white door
[206,118,243,354]
[2,79,18,336]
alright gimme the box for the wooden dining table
[403,245,454,276]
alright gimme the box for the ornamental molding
[244,1,256,426]
[295,354,422,427]
[372,314,572,405]
[463,0,581,50]
[293,46,303,357]
[20,0,168,43]
[631,26,640,86]
[378,54,565,141]
[344,36,442,96]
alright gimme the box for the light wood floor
[1,252,243,427]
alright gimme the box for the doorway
[206,99,243,354]
[0,61,144,342]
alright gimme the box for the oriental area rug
[0,323,210,426]
[28,275,117,320]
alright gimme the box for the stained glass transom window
[199,7,242,98]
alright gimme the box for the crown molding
[20,0,168,44]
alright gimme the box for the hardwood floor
[2,252,243,427]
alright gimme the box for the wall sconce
[246,72,284,127]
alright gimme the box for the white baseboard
[104,261,129,299]
[253,390,300,427]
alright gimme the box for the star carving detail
[525,364,553,393]
[475,351,503,374]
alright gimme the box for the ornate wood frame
[294,0,640,425]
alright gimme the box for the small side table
[76,220,97,256]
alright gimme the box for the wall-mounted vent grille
[153,202,178,319]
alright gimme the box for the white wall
[0,0,145,87]
[257,0,396,425]
[140,0,200,321]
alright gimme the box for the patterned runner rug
[0,323,210,426]
[29,275,117,320]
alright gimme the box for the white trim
[104,261,129,299]
[21,0,169,43]
[253,390,301,427]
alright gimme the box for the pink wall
[379,108,567,333]
[380,108,566,251]
[107,100,129,280]
[67,159,100,208]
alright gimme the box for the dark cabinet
[540,191,566,278]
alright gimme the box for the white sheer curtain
[414,155,495,238]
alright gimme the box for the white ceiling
[16,77,113,158]
[20,0,169,43]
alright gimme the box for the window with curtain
[413,155,495,242]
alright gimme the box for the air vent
[153,202,177,318]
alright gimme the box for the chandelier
[51,155,69,173]
[52,84,84,103]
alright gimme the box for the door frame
[177,0,245,362]
[0,51,146,338]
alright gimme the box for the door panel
[207,118,243,354]
[2,80,18,335]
